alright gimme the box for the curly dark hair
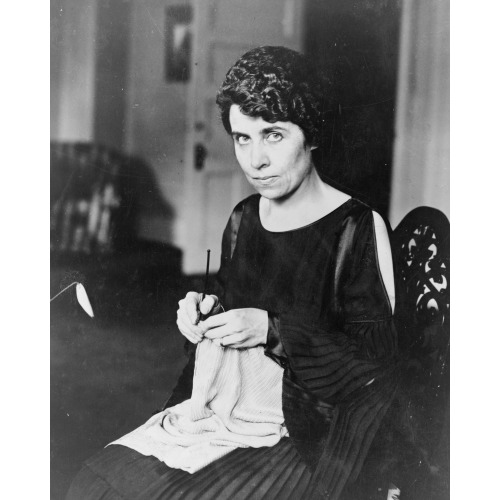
[216,46,330,146]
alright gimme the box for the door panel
[181,0,304,274]
[203,172,235,259]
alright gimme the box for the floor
[50,272,204,500]
[51,265,450,500]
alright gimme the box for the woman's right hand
[176,292,220,344]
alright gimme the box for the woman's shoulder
[231,193,260,215]
[340,195,371,217]
[319,194,371,236]
[321,185,377,226]
[223,194,260,237]
[332,196,394,262]
[229,192,387,235]
[338,196,388,231]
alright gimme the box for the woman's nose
[250,143,269,169]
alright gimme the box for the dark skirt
[66,439,313,500]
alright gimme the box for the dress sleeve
[165,200,246,409]
[265,314,287,367]
[162,340,197,408]
[213,199,245,306]
[340,209,398,361]
[265,207,399,397]
[275,208,402,498]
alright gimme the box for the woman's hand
[176,292,220,344]
[199,308,268,348]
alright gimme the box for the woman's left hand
[199,308,268,348]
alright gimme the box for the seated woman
[67,46,404,500]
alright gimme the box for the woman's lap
[66,439,312,500]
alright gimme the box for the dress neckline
[257,196,354,234]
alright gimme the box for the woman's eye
[267,132,282,143]
[236,135,250,145]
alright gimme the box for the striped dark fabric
[68,194,402,499]
[110,340,287,472]
[216,195,401,498]
[67,440,312,500]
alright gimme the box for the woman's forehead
[229,105,297,134]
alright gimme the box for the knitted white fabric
[109,338,288,473]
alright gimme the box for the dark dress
[67,195,401,500]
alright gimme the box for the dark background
[305,0,401,216]
[51,1,403,498]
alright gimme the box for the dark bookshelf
[51,142,183,324]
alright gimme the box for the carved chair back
[392,206,450,497]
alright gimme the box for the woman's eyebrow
[231,125,288,138]
[231,130,248,138]
[262,126,287,134]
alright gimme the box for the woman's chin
[254,188,284,200]
[250,182,285,199]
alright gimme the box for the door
[180,0,305,274]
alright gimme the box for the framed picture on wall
[165,5,192,82]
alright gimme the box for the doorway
[304,0,402,216]
[181,0,402,273]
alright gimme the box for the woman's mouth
[253,176,278,186]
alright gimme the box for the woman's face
[229,105,316,200]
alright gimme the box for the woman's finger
[200,295,218,315]
[177,306,203,333]
[199,311,230,331]
[203,323,234,340]
[177,302,198,324]
[177,312,203,341]
[178,317,203,339]
[183,292,202,324]
[179,327,201,344]
[177,321,202,344]
[176,316,200,341]
[218,333,245,347]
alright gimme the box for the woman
[67,46,403,500]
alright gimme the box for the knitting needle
[199,249,211,322]
[202,249,211,302]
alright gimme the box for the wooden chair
[158,205,451,499]
[391,206,450,499]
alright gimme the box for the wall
[51,0,185,247]
[51,0,132,150]
[305,0,401,216]
[93,0,132,151]
[50,0,98,141]
[124,0,191,245]
[51,0,449,251]
[389,0,450,226]
[50,0,65,138]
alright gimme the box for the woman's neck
[259,170,351,232]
